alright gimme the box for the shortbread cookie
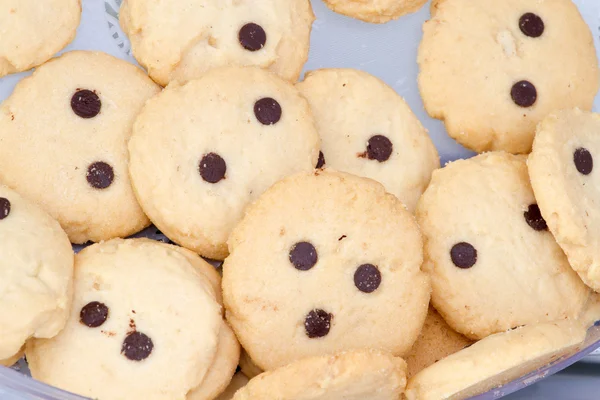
[405,320,587,400]
[26,239,222,400]
[296,68,439,211]
[216,373,249,400]
[189,322,241,400]
[223,170,429,370]
[120,0,314,86]
[0,0,81,77]
[529,109,600,292]
[0,185,73,364]
[322,0,428,23]
[418,0,599,153]
[0,51,160,244]
[404,307,474,379]
[233,350,408,400]
[416,152,589,339]
[129,67,320,260]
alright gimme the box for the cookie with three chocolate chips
[223,170,429,370]
[120,0,314,85]
[529,109,600,292]
[0,50,160,244]
[416,152,589,340]
[129,66,320,260]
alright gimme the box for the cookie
[239,350,263,379]
[296,68,439,212]
[0,185,73,364]
[528,109,600,292]
[129,66,320,260]
[223,170,430,370]
[0,348,23,367]
[189,322,241,400]
[120,0,314,86]
[322,0,428,23]
[0,0,81,77]
[26,239,223,400]
[416,152,589,339]
[579,293,600,328]
[233,350,408,400]
[404,306,474,379]
[418,0,599,154]
[0,51,160,244]
[405,320,587,400]
[215,372,249,400]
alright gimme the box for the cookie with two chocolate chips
[223,170,429,370]
[0,51,160,244]
[26,239,224,400]
[129,66,320,260]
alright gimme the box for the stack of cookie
[1,0,600,399]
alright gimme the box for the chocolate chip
[304,309,332,338]
[511,81,537,108]
[122,331,154,361]
[524,204,547,231]
[366,135,393,162]
[254,98,282,125]
[574,148,593,175]
[289,242,318,271]
[239,23,267,51]
[0,197,11,220]
[199,153,227,183]
[71,89,101,119]
[80,302,109,328]
[450,242,477,269]
[316,151,325,169]
[519,13,544,38]
[86,162,114,189]
[354,264,382,293]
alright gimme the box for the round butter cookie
[322,0,428,23]
[416,152,589,339]
[418,0,599,153]
[0,51,160,244]
[223,170,429,370]
[120,0,314,85]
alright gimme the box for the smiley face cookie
[0,51,160,244]
[120,0,314,86]
[0,0,81,77]
[322,0,428,23]
[297,68,439,211]
[233,350,408,400]
[529,109,600,293]
[416,152,589,339]
[223,170,430,370]
[418,0,599,154]
[26,239,223,400]
[129,66,320,260]
[0,185,73,365]
[404,306,473,379]
[405,320,587,400]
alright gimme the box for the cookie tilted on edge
[233,350,407,400]
[322,0,428,24]
[0,51,160,244]
[129,66,320,260]
[416,152,589,339]
[529,109,600,293]
[405,320,587,400]
[0,185,73,365]
[0,0,81,77]
[223,170,430,370]
[297,68,439,212]
[26,239,223,400]
[418,0,599,153]
[120,0,314,86]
